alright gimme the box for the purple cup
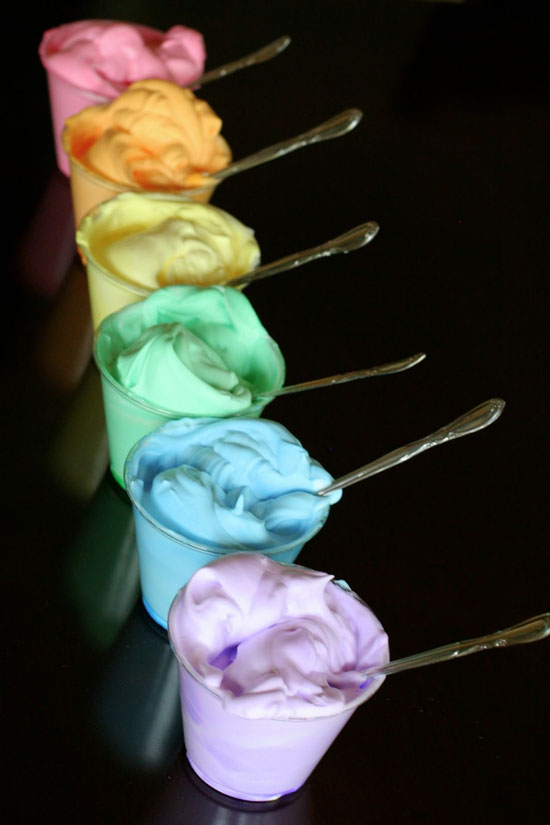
[168,573,389,802]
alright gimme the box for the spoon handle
[318,398,505,495]
[197,36,291,85]
[230,221,379,287]
[363,613,550,679]
[258,353,425,399]
[213,108,363,181]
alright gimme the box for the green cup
[93,285,285,486]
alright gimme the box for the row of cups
[102,345,373,804]
[40,21,387,805]
[82,187,363,805]
[84,195,374,803]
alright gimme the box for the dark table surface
[5,1,549,823]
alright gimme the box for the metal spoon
[198,36,291,86]
[361,613,550,680]
[318,398,505,496]
[229,221,379,288]
[211,108,363,182]
[98,37,292,97]
[257,353,425,399]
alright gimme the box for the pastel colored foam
[39,21,206,176]
[63,79,230,225]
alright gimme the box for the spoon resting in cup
[210,108,363,183]
[257,353,425,399]
[198,36,291,85]
[318,398,505,495]
[100,37,292,96]
[361,613,550,680]
[229,221,379,288]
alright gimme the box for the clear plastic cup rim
[93,320,273,422]
[93,298,284,418]
[167,574,387,723]
[38,47,111,106]
[39,62,111,106]
[62,128,217,205]
[93,331,210,419]
[77,190,213,299]
[124,430,330,559]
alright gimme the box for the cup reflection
[145,751,314,824]
[65,470,138,648]
[93,602,183,774]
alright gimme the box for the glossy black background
[6,1,549,823]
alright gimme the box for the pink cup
[39,22,205,178]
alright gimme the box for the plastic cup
[39,22,173,177]
[168,580,388,802]
[125,430,330,628]
[76,192,256,329]
[93,295,285,489]
[63,136,218,229]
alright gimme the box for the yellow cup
[76,192,260,329]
